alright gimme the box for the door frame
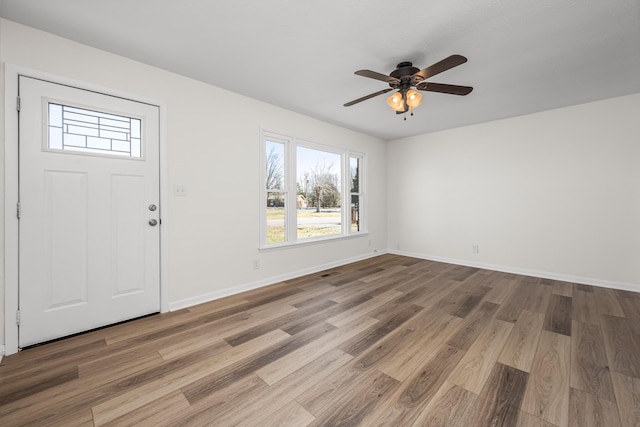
[4,64,170,355]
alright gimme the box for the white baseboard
[0,345,5,363]
[391,249,640,293]
[169,248,637,312]
[169,250,388,311]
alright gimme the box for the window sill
[259,232,369,252]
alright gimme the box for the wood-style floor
[1,254,639,426]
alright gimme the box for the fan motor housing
[390,62,420,79]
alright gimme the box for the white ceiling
[2,0,639,140]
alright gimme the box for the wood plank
[222,300,334,347]
[466,363,530,427]
[544,294,573,336]
[447,301,499,350]
[517,411,559,427]
[181,322,335,405]
[496,281,552,323]
[571,290,599,324]
[570,320,615,401]
[0,366,78,406]
[411,279,463,310]
[375,310,463,382]
[231,348,353,426]
[574,283,594,293]
[282,294,371,336]
[498,310,545,373]
[100,390,190,427]
[522,331,572,427]
[91,329,291,425]
[358,344,466,426]
[326,289,402,327]
[444,286,492,318]
[610,371,640,427]
[617,296,640,328]
[447,318,513,393]
[410,381,477,426]
[101,310,195,344]
[338,304,423,357]
[259,401,315,427]
[359,264,408,283]
[592,287,625,317]
[568,387,621,427]
[483,277,517,305]
[450,286,491,319]
[256,315,378,385]
[0,347,173,424]
[158,373,269,426]
[552,281,574,297]
[295,359,378,416]
[307,370,399,426]
[600,314,640,378]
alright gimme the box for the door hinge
[16,202,21,219]
[16,96,21,112]
[16,310,21,326]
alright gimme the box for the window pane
[296,146,341,239]
[351,195,360,232]
[266,192,286,244]
[266,140,285,190]
[350,156,360,193]
[297,208,341,239]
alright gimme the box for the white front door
[18,76,161,347]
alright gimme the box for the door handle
[148,219,158,226]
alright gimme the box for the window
[265,136,288,244]
[350,155,362,233]
[261,131,365,247]
[48,102,142,158]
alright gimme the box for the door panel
[112,174,146,296]
[18,76,161,347]
[44,170,89,310]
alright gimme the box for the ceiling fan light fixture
[386,91,405,112]
[406,89,422,109]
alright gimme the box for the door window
[48,102,142,158]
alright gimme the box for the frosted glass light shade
[406,89,422,109]
[386,92,405,111]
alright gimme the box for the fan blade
[416,82,473,96]
[414,55,467,80]
[343,88,393,107]
[354,70,400,84]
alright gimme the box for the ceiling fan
[344,54,473,116]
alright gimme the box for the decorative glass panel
[47,103,142,158]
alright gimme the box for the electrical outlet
[174,185,187,196]
[252,259,260,269]
[472,244,479,253]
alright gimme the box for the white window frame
[349,153,365,234]
[259,130,366,249]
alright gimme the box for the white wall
[388,93,640,290]
[0,19,387,349]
